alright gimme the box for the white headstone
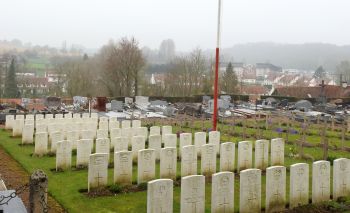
[162,126,172,137]
[109,121,119,131]
[271,138,284,166]
[312,160,330,203]
[179,133,192,158]
[209,131,220,154]
[132,120,141,128]
[76,139,93,167]
[50,131,64,152]
[35,114,44,120]
[181,145,197,177]
[211,172,234,213]
[266,166,286,212]
[237,141,253,172]
[96,138,110,155]
[163,134,177,148]
[56,140,72,170]
[239,169,261,213]
[112,137,129,152]
[132,136,146,161]
[99,117,108,122]
[73,113,81,118]
[22,124,34,144]
[121,128,132,146]
[88,153,109,191]
[254,140,269,171]
[114,151,133,185]
[80,130,95,140]
[290,163,309,208]
[96,129,109,139]
[147,179,173,213]
[201,144,216,176]
[137,149,156,184]
[121,120,131,129]
[149,135,162,160]
[91,113,98,118]
[99,120,109,130]
[55,114,63,119]
[110,128,122,140]
[136,127,148,139]
[35,124,47,133]
[82,113,90,118]
[5,115,14,130]
[180,175,205,213]
[333,158,350,200]
[194,132,206,157]
[150,126,160,136]
[220,142,235,172]
[12,119,23,137]
[66,131,80,150]
[160,147,177,180]
[34,132,48,156]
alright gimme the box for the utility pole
[213,0,222,130]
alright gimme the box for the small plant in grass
[108,184,122,194]
[327,155,337,165]
[137,182,148,191]
[288,146,298,158]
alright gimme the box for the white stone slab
[96,129,109,139]
[312,160,330,203]
[56,140,72,171]
[114,151,133,185]
[211,172,234,213]
[110,128,121,140]
[239,169,261,213]
[194,132,206,157]
[160,147,177,180]
[137,149,156,184]
[237,141,253,172]
[66,131,80,150]
[180,175,205,213]
[112,137,129,152]
[109,121,119,131]
[266,166,286,212]
[22,124,34,144]
[220,142,235,172]
[181,145,197,177]
[333,158,350,200]
[88,153,109,191]
[163,134,177,148]
[271,138,284,166]
[209,131,220,154]
[149,135,162,160]
[254,140,269,171]
[76,139,93,167]
[132,120,141,128]
[50,131,64,152]
[179,133,192,158]
[121,120,131,129]
[150,126,160,136]
[201,144,216,176]
[290,163,309,208]
[34,132,48,156]
[5,115,14,130]
[132,136,146,161]
[147,179,173,213]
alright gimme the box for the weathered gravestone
[66,131,80,150]
[333,158,350,200]
[209,131,220,154]
[114,151,133,185]
[220,142,235,172]
[137,149,156,184]
[181,145,197,177]
[76,139,93,167]
[35,124,47,133]
[96,129,109,139]
[150,126,161,136]
[163,134,177,148]
[179,133,192,158]
[160,147,177,180]
[271,138,284,166]
[312,160,330,203]
[290,163,309,208]
[162,126,172,139]
[110,128,121,140]
[88,153,109,192]
[12,119,23,137]
[132,136,146,161]
[211,172,234,213]
[237,141,253,172]
[96,138,110,160]
[34,132,48,156]
[113,137,129,152]
[136,127,148,139]
[180,175,205,213]
[132,120,142,128]
[22,124,34,144]
[50,131,64,152]
[266,166,286,212]
[255,140,269,171]
[194,132,206,157]
[5,115,14,130]
[80,130,95,140]
[121,120,131,129]
[56,140,72,171]
[149,134,162,160]
[147,179,173,213]
[201,144,216,176]
[239,169,261,213]
[109,121,119,131]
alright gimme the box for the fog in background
[1,0,349,51]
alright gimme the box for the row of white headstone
[86,137,285,189]
[146,158,350,213]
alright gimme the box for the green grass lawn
[0,119,350,212]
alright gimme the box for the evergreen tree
[313,66,326,79]
[222,62,238,94]
[4,58,19,98]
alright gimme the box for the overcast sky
[1,0,349,51]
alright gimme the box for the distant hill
[217,42,350,71]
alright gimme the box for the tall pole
[213,0,222,130]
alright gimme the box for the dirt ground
[0,143,65,212]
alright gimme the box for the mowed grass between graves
[0,119,350,212]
